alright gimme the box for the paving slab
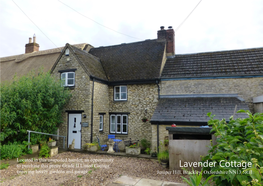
[112,175,141,185]
[135,178,163,186]
[162,181,187,186]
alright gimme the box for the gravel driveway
[0,151,186,186]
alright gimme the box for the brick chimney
[25,34,39,53]
[157,26,175,56]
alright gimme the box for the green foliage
[0,163,9,170]
[181,168,215,186]
[39,144,50,158]
[202,110,263,186]
[0,141,32,160]
[140,138,151,149]
[145,147,151,155]
[0,70,72,144]
[157,149,169,162]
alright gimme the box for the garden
[181,111,263,186]
[0,71,72,167]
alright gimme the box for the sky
[0,0,263,57]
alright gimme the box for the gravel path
[0,151,186,186]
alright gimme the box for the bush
[0,141,32,160]
[202,110,263,186]
[0,163,9,170]
[140,139,151,149]
[39,144,50,158]
[0,70,72,144]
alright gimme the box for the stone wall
[92,81,109,144]
[52,48,91,149]
[161,77,263,112]
[108,84,159,143]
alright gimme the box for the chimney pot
[157,26,174,56]
[33,34,36,43]
[25,34,39,54]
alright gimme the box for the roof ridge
[91,39,158,50]
[174,47,263,56]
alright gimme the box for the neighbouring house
[1,27,262,151]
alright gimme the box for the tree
[0,71,72,144]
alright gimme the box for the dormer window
[114,86,127,101]
[65,48,69,56]
[61,72,75,86]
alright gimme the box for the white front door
[68,113,81,149]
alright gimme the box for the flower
[49,138,55,142]
[129,143,137,148]
[142,117,148,122]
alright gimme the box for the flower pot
[160,159,169,168]
[125,147,141,155]
[48,141,56,147]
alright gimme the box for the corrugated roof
[151,97,249,124]
[162,47,263,78]
[89,39,166,82]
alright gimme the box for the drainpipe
[90,77,94,143]
[157,122,159,153]
[156,79,160,99]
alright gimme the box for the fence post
[28,131,30,150]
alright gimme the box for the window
[99,115,103,131]
[65,48,69,56]
[110,114,128,134]
[114,86,127,101]
[61,72,75,86]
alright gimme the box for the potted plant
[125,142,141,155]
[140,138,151,154]
[158,149,169,168]
[48,137,56,147]
[164,139,169,147]
[142,117,148,122]
[151,147,158,157]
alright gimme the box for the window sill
[64,86,75,90]
[113,100,127,102]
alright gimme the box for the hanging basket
[142,118,148,122]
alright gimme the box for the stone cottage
[1,27,262,151]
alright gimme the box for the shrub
[0,141,32,160]
[39,144,50,158]
[0,163,9,170]
[181,168,215,186]
[140,139,151,149]
[157,149,169,162]
[202,110,263,186]
[0,70,72,144]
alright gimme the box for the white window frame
[99,115,103,131]
[61,72,75,87]
[114,86,127,101]
[65,48,69,56]
[110,114,128,134]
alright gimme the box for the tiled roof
[89,40,166,82]
[162,47,263,78]
[151,97,249,124]
[0,43,88,82]
[71,45,108,81]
